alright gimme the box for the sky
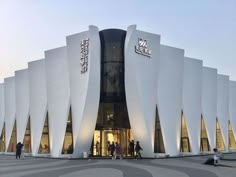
[0,0,236,82]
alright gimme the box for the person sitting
[213,148,220,166]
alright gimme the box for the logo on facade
[80,38,89,74]
[135,38,152,58]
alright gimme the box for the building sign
[80,38,89,74]
[135,38,152,58]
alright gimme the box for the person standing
[107,141,111,156]
[129,140,135,158]
[16,142,23,159]
[96,141,100,156]
[135,141,143,159]
[110,142,115,160]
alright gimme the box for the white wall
[28,59,47,155]
[201,67,217,151]
[229,81,236,144]
[15,69,29,144]
[66,26,100,157]
[182,57,202,154]
[157,45,184,156]
[0,84,4,141]
[45,46,70,157]
[4,77,16,152]
[125,25,160,157]
[217,74,229,151]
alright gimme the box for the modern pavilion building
[0,25,236,158]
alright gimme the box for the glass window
[216,118,225,151]
[180,112,191,152]
[23,117,31,153]
[102,63,124,95]
[228,121,236,150]
[0,123,5,152]
[7,120,17,152]
[154,107,165,153]
[200,116,210,151]
[38,113,50,154]
[62,107,73,154]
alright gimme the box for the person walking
[115,142,122,160]
[135,141,143,159]
[21,144,25,159]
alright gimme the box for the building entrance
[92,128,132,157]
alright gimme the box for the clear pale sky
[0,0,236,82]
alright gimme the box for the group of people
[95,139,143,159]
[16,142,24,159]
[107,141,122,160]
[128,140,143,159]
[106,140,143,160]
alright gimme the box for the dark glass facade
[96,29,130,129]
[92,29,132,156]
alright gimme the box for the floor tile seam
[150,159,232,176]
[0,161,101,177]
[0,160,70,172]
[2,162,151,177]
[96,160,189,177]
[58,168,123,177]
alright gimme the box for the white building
[0,25,236,158]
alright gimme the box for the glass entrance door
[92,129,132,157]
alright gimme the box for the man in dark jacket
[16,142,23,159]
[135,141,143,159]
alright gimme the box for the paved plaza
[0,153,235,177]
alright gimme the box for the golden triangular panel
[216,118,225,151]
[228,120,236,150]
[62,107,74,154]
[0,123,6,152]
[38,112,50,154]
[23,117,31,153]
[154,106,165,153]
[7,120,17,152]
[200,115,210,151]
[180,111,191,152]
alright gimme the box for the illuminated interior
[38,113,50,153]
[92,129,132,156]
[7,120,17,152]
[216,118,225,151]
[154,106,165,153]
[23,117,31,153]
[228,120,236,150]
[200,115,210,151]
[180,111,191,152]
[62,107,73,154]
[0,123,5,152]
